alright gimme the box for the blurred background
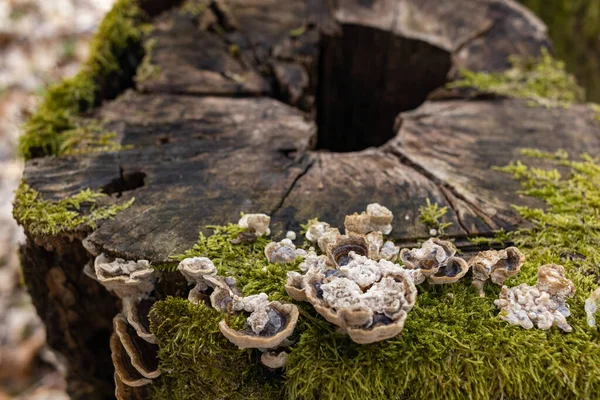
[0,0,597,399]
[0,1,115,398]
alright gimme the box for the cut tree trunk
[16,0,600,399]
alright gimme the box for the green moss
[59,121,134,155]
[150,150,600,400]
[149,297,281,400]
[135,38,161,84]
[178,0,209,17]
[167,223,302,301]
[449,48,585,108]
[18,0,149,160]
[13,182,134,237]
[419,198,453,235]
[519,0,600,102]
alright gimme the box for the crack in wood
[270,156,315,216]
[386,148,498,233]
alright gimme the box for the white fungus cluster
[494,264,576,332]
[264,238,308,264]
[320,252,415,318]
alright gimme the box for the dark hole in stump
[102,168,146,197]
[315,24,452,152]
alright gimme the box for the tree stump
[15,0,600,399]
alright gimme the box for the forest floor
[0,1,114,398]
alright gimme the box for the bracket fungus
[237,213,271,237]
[427,256,470,285]
[122,296,157,344]
[469,247,525,296]
[305,221,333,243]
[177,256,219,303]
[304,221,343,254]
[218,295,299,349]
[399,238,456,277]
[495,264,576,332]
[93,253,156,299]
[344,203,393,235]
[265,238,307,264]
[585,286,600,328]
[288,252,417,344]
[110,314,160,389]
[326,235,369,267]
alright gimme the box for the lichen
[18,0,150,160]
[449,48,585,108]
[13,182,134,237]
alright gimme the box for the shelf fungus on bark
[92,253,156,299]
[288,252,417,344]
[344,203,393,235]
[585,286,600,328]
[218,293,299,349]
[265,238,308,264]
[399,238,456,277]
[122,296,157,344]
[494,264,576,332]
[114,372,147,400]
[469,247,525,297]
[110,314,160,392]
[427,256,470,285]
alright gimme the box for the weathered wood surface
[18,0,598,398]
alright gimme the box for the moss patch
[150,149,600,399]
[149,297,281,400]
[135,37,161,84]
[13,182,134,237]
[419,198,453,236]
[449,48,584,108]
[18,0,149,160]
[166,223,303,300]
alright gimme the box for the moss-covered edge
[18,0,150,160]
[13,182,134,237]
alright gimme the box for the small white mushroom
[238,213,271,236]
[584,286,600,328]
[286,231,297,241]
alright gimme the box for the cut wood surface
[17,0,600,398]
